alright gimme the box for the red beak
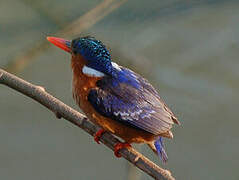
[47,37,71,53]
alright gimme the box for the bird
[47,36,180,163]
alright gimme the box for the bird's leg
[114,142,132,158]
[94,129,106,144]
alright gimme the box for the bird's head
[47,36,121,77]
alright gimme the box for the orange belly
[84,103,157,143]
[71,56,156,144]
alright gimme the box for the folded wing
[88,67,179,135]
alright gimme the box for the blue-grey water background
[0,0,239,179]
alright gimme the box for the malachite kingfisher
[47,36,180,163]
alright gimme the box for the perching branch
[0,68,175,180]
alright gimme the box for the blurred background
[0,0,239,179]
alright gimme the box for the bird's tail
[148,137,168,163]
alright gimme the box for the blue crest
[71,36,114,75]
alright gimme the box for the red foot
[114,142,132,158]
[94,129,105,144]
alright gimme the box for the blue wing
[88,67,179,135]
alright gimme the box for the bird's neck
[71,55,101,107]
[71,54,85,78]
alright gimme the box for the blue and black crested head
[47,36,139,87]
[71,36,111,61]
[47,36,117,76]
[71,36,115,76]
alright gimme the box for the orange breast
[71,55,156,144]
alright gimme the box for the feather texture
[154,137,168,163]
[88,67,179,135]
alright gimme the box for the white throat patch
[82,65,105,77]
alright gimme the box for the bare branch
[0,68,175,180]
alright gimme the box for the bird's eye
[71,40,80,54]
[71,39,76,48]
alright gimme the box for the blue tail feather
[154,137,168,163]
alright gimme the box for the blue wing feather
[154,137,168,163]
[88,67,178,135]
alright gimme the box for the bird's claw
[94,129,105,144]
[114,142,131,158]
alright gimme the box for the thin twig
[0,68,175,180]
